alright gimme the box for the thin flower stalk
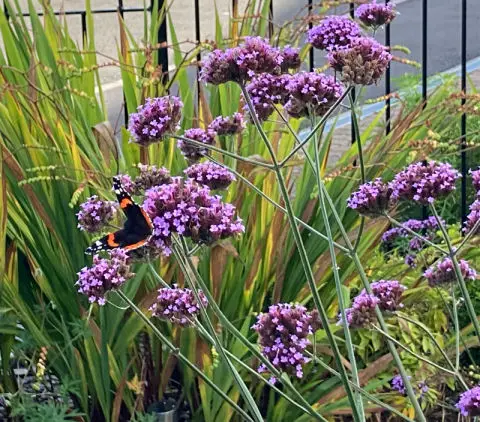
[280,86,353,166]
[170,134,274,170]
[317,182,427,421]
[452,288,461,371]
[170,240,264,422]
[240,83,362,421]
[430,204,480,343]
[455,216,480,253]
[312,115,365,419]
[370,324,456,375]
[115,290,254,422]
[207,156,350,253]
[174,236,328,421]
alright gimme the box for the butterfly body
[85,176,153,254]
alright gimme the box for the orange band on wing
[141,208,154,229]
[120,198,133,208]
[123,239,148,251]
[107,233,120,247]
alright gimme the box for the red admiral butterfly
[85,176,153,254]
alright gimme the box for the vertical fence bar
[421,0,428,219]
[194,0,201,114]
[117,0,128,124]
[422,0,427,105]
[232,0,238,43]
[81,11,87,48]
[154,0,169,83]
[268,0,273,39]
[460,0,467,225]
[385,0,391,134]
[349,2,356,146]
[308,0,313,71]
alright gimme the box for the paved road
[15,0,479,123]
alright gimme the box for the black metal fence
[3,0,471,223]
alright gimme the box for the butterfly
[85,176,153,254]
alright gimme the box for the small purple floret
[464,200,480,235]
[128,96,183,147]
[77,195,117,233]
[355,1,397,29]
[208,113,245,136]
[279,46,301,72]
[284,72,344,118]
[150,285,208,326]
[424,257,476,287]
[76,249,133,305]
[178,128,217,162]
[252,303,320,381]
[456,385,480,417]
[390,161,461,205]
[307,16,361,51]
[341,293,379,328]
[184,162,235,190]
[347,178,395,217]
[364,280,406,312]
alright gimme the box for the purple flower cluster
[150,285,208,326]
[284,72,344,118]
[328,37,392,85]
[142,177,244,254]
[341,293,379,328]
[200,37,282,85]
[279,46,301,72]
[244,73,291,121]
[128,96,183,147]
[76,249,133,305]
[390,161,461,205]
[456,386,480,417]
[464,200,480,235]
[77,196,117,233]
[252,303,320,382]
[184,162,235,190]
[391,375,429,398]
[381,217,443,267]
[208,113,245,136]
[131,164,172,195]
[355,1,397,29]
[307,16,361,51]
[178,128,216,162]
[347,178,395,217]
[424,257,476,287]
[366,280,406,312]
[471,168,480,195]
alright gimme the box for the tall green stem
[116,290,254,422]
[312,115,365,420]
[240,83,362,421]
[171,241,264,422]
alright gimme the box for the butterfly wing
[85,176,153,254]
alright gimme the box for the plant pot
[148,398,179,422]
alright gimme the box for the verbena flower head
[208,113,245,136]
[77,196,117,233]
[244,73,291,121]
[252,303,320,382]
[390,161,461,205]
[76,249,133,305]
[424,257,476,287]
[464,199,480,235]
[284,72,344,118]
[456,385,480,417]
[355,1,397,29]
[143,177,244,254]
[128,96,183,146]
[307,16,361,51]
[347,178,395,217]
[341,293,379,328]
[471,168,480,195]
[126,243,162,263]
[279,46,301,72]
[178,128,216,162]
[150,285,208,326]
[184,162,235,190]
[391,375,428,398]
[328,37,392,85]
[366,280,406,312]
[131,164,172,195]
[200,37,282,84]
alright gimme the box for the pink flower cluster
[77,195,117,233]
[184,162,235,190]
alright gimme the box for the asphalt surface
[13,0,480,124]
